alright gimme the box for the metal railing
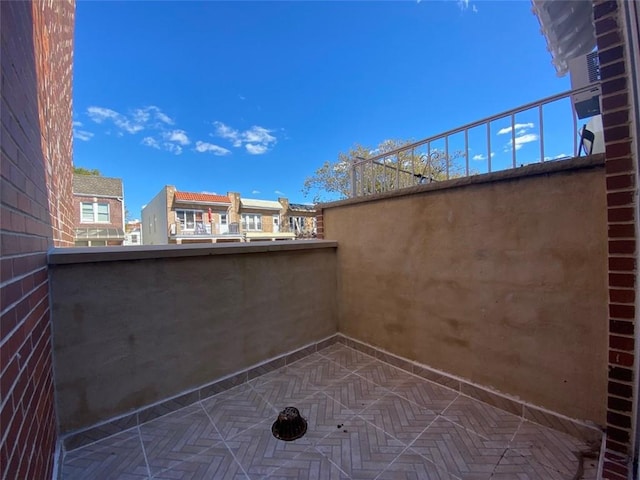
[169,222,242,236]
[350,85,598,197]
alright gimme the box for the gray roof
[289,203,316,213]
[73,174,123,197]
[240,198,282,210]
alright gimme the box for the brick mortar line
[0,286,49,351]
[0,202,58,226]
[0,278,48,323]
[0,264,47,290]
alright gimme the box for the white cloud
[497,123,534,136]
[244,126,276,145]
[154,111,174,125]
[457,0,477,12]
[239,94,246,101]
[88,106,144,134]
[73,121,83,127]
[252,190,261,194]
[163,129,190,145]
[132,106,174,126]
[87,106,120,122]
[213,121,277,154]
[506,133,539,151]
[142,137,160,149]
[472,152,495,161]
[74,129,94,141]
[545,153,569,160]
[213,121,242,147]
[195,141,231,156]
[87,105,174,135]
[164,143,183,155]
[274,190,285,196]
[246,143,268,155]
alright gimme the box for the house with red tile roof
[141,185,312,244]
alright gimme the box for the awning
[531,0,596,76]
[75,227,125,240]
[240,199,282,210]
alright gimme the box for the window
[241,214,262,231]
[176,210,209,233]
[220,214,228,225]
[289,216,306,233]
[176,210,199,231]
[176,210,194,230]
[81,202,110,223]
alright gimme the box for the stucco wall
[141,186,169,244]
[49,243,337,432]
[323,157,608,425]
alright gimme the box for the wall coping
[320,154,605,210]
[48,239,338,265]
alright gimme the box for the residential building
[142,185,242,245]
[73,174,126,246]
[124,220,142,245]
[279,197,317,238]
[227,192,296,242]
[142,186,316,244]
[3,1,640,480]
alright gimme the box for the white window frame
[220,213,228,225]
[81,202,110,223]
[289,216,306,233]
[176,209,207,232]
[241,213,262,231]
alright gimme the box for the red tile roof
[174,192,231,204]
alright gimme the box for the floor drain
[272,406,307,441]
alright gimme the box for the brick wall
[1,1,75,479]
[73,195,125,230]
[316,208,325,239]
[594,0,639,478]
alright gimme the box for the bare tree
[303,139,464,202]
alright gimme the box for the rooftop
[241,198,283,210]
[289,203,317,213]
[174,191,231,204]
[60,340,597,479]
[73,174,123,197]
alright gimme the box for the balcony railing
[169,222,241,236]
[350,85,600,197]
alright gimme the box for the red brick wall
[1,1,75,479]
[594,0,639,478]
[73,195,125,230]
[315,208,325,239]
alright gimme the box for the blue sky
[72,0,575,219]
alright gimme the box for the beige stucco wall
[50,243,337,432]
[324,157,608,425]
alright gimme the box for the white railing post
[348,86,594,198]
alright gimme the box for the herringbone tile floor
[61,344,598,479]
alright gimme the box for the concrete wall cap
[48,240,338,265]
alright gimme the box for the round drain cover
[272,406,307,441]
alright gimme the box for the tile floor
[60,344,599,479]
